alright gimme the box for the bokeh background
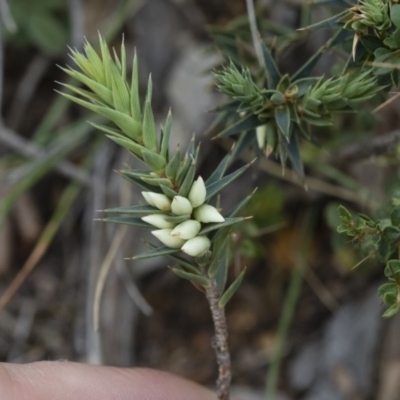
[1,1,400,399]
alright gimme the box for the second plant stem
[206,281,231,400]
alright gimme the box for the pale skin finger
[0,361,218,400]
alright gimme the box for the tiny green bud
[181,236,211,257]
[193,204,225,223]
[188,176,206,208]
[142,192,171,211]
[171,219,201,240]
[142,215,175,229]
[152,229,186,248]
[171,196,193,215]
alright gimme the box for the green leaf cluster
[59,36,252,306]
[308,1,400,86]
[337,204,400,317]
[214,46,380,177]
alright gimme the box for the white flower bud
[188,176,206,208]
[152,229,186,248]
[171,220,201,240]
[142,215,175,229]
[181,236,211,257]
[256,125,266,149]
[171,196,193,215]
[193,204,225,223]
[142,192,171,211]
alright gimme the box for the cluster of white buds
[141,177,224,257]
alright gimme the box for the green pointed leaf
[261,42,281,89]
[121,39,127,80]
[384,260,400,278]
[208,235,230,278]
[206,151,232,186]
[129,246,179,260]
[160,109,172,160]
[176,138,195,186]
[205,162,252,200]
[141,176,173,187]
[226,188,257,218]
[131,50,141,119]
[378,283,399,305]
[219,268,246,308]
[171,268,211,288]
[106,134,145,158]
[57,82,104,105]
[230,130,257,160]
[199,217,247,235]
[160,185,179,198]
[383,304,400,318]
[142,149,166,171]
[142,76,158,152]
[286,132,304,178]
[178,149,197,198]
[110,60,130,114]
[145,242,199,273]
[166,147,181,180]
[215,246,230,294]
[60,68,113,105]
[103,205,163,214]
[100,216,152,228]
[60,93,142,141]
[90,122,124,138]
[84,42,106,85]
[163,214,191,223]
[216,114,262,138]
[120,171,164,193]
[275,106,291,141]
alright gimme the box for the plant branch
[331,129,400,167]
[245,0,264,68]
[205,282,231,400]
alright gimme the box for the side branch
[206,283,231,400]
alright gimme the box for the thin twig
[205,282,231,400]
[93,226,127,331]
[0,125,92,186]
[68,0,85,50]
[245,0,264,68]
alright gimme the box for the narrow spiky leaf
[99,216,152,228]
[199,217,247,235]
[208,235,230,278]
[205,162,252,200]
[166,147,181,180]
[275,106,291,141]
[261,42,281,89]
[219,268,246,308]
[160,109,172,160]
[142,76,158,152]
[216,114,262,138]
[142,148,166,171]
[103,205,163,214]
[131,50,141,119]
[171,268,211,288]
[129,246,179,260]
[205,150,232,186]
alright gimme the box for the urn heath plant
[59,35,253,400]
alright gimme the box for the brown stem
[205,282,231,400]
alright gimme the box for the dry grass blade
[0,181,81,312]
